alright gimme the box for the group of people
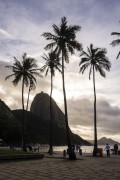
[63,144,82,158]
[104,143,119,157]
[72,144,82,155]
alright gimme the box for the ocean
[53,145,119,154]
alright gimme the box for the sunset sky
[0,0,120,142]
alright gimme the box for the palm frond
[12,74,22,86]
[45,42,57,51]
[116,51,120,59]
[69,40,82,51]
[111,32,120,36]
[61,16,67,27]
[79,62,90,74]
[42,32,55,39]
[79,58,89,66]
[67,44,74,55]
[69,25,81,33]
[5,73,15,81]
[45,68,49,76]
[53,24,60,36]
[95,65,106,77]
[110,39,120,46]
[80,51,90,58]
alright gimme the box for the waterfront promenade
[0,152,120,180]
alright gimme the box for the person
[63,149,67,158]
[72,143,75,151]
[114,144,118,154]
[78,146,82,155]
[104,143,110,157]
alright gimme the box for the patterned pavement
[0,153,120,180]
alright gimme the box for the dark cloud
[65,98,120,139]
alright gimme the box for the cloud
[0,29,12,39]
[66,98,120,141]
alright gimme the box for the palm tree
[111,31,120,59]
[79,44,111,156]
[5,53,41,151]
[42,16,82,159]
[41,51,62,155]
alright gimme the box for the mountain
[12,110,49,144]
[30,91,90,145]
[88,137,120,145]
[97,137,120,145]
[0,92,90,146]
[0,99,21,145]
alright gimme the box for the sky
[0,0,120,142]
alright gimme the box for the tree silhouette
[111,30,120,59]
[42,16,82,159]
[5,53,41,150]
[41,51,62,155]
[79,44,111,156]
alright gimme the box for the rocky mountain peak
[30,91,66,129]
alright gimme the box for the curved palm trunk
[61,53,76,160]
[22,77,25,151]
[93,66,98,156]
[49,73,53,155]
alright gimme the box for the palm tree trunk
[49,73,53,155]
[93,66,98,156]
[22,77,25,151]
[26,85,30,111]
[61,52,76,159]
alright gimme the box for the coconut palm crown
[41,51,62,76]
[42,16,82,61]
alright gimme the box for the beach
[0,152,120,180]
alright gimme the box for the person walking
[104,143,110,157]
[114,144,118,154]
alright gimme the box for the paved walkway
[0,153,120,180]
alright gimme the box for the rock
[30,91,90,145]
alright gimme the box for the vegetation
[41,51,62,154]
[5,53,41,151]
[79,44,111,156]
[0,149,32,155]
[42,16,82,159]
[111,30,120,59]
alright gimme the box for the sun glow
[52,90,63,104]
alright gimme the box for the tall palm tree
[5,53,41,151]
[42,16,82,159]
[111,31,120,59]
[79,44,111,156]
[41,51,62,155]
